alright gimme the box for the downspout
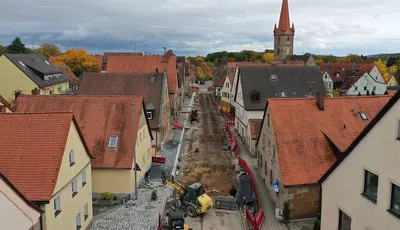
[40,212,44,230]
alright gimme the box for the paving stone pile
[90,182,171,230]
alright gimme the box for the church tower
[273,0,295,61]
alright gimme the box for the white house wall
[346,73,387,96]
[221,76,231,103]
[370,66,385,83]
[321,100,400,230]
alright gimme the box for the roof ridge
[20,95,143,98]
[0,112,74,115]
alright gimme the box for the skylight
[359,112,368,120]
[280,92,286,98]
[45,60,51,65]
[270,74,277,81]
[108,135,118,148]
[18,61,26,67]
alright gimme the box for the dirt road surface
[180,93,237,197]
[185,209,243,230]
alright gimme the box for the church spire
[274,0,294,35]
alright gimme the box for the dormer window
[280,92,286,98]
[270,74,277,81]
[108,135,118,148]
[147,111,153,120]
[251,90,260,103]
[359,112,368,120]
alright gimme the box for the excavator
[161,171,213,217]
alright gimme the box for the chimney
[352,62,356,70]
[151,74,156,83]
[31,87,40,95]
[14,91,21,101]
[163,67,167,79]
[316,92,324,111]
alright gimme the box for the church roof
[274,0,295,35]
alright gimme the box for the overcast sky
[0,0,398,56]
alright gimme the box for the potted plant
[151,189,158,201]
[282,201,290,224]
[99,192,114,206]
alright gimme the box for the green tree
[7,37,27,54]
[0,45,7,54]
[387,57,396,67]
[38,43,62,58]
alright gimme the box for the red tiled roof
[320,63,375,73]
[48,56,57,63]
[0,113,84,201]
[227,62,253,69]
[15,95,145,169]
[249,119,262,139]
[94,55,103,71]
[106,51,177,93]
[55,64,80,85]
[79,72,164,129]
[276,0,293,33]
[268,95,391,186]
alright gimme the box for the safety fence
[210,95,265,230]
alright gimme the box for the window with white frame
[58,86,62,93]
[76,213,82,230]
[84,203,89,221]
[54,195,61,217]
[69,150,75,166]
[82,169,87,187]
[147,111,153,120]
[362,169,378,203]
[72,178,78,197]
[108,135,118,148]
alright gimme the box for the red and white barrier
[173,120,183,129]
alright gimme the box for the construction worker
[145,170,150,185]
[229,186,237,198]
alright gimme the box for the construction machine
[161,171,213,217]
[165,211,190,230]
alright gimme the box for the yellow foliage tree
[315,59,323,66]
[54,48,99,77]
[389,65,398,74]
[263,53,274,64]
[374,59,388,76]
[38,43,61,58]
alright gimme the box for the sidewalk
[230,126,288,230]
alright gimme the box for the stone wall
[284,184,320,219]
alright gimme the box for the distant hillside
[367,53,400,60]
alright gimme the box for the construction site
[180,93,237,198]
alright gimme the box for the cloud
[0,0,398,56]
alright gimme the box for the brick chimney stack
[316,92,324,111]
[31,87,40,95]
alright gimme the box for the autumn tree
[54,48,99,77]
[315,59,323,66]
[263,53,274,63]
[38,43,61,58]
[375,59,388,81]
[389,65,398,74]
[7,37,27,54]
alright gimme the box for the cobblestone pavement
[287,219,315,230]
[90,182,171,230]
